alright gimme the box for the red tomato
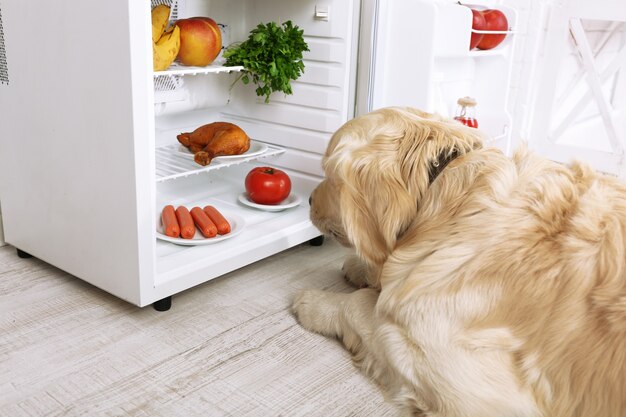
[477,9,508,50]
[245,167,292,205]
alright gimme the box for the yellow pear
[151,4,170,43]
[153,25,181,71]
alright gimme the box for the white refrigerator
[0,0,624,309]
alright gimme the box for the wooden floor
[0,240,399,416]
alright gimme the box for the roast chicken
[177,122,251,166]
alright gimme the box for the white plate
[238,192,302,212]
[177,140,268,160]
[156,210,245,246]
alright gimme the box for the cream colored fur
[293,107,626,417]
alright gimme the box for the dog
[293,107,626,417]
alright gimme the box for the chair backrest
[527,0,626,176]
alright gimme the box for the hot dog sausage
[161,205,180,238]
[203,205,231,235]
[175,206,196,239]
[190,207,217,238]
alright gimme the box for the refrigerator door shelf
[434,3,518,59]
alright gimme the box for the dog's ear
[338,147,416,265]
[327,107,484,267]
[328,109,428,266]
[395,108,484,201]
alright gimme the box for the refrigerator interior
[148,0,360,299]
[153,0,358,292]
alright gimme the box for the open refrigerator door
[356,0,521,154]
[357,0,626,178]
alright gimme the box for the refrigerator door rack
[428,1,518,152]
[467,47,513,58]
[470,29,516,35]
[155,141,286,182]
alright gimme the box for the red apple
[477,9,508,50]
[469,9,486,50]
[175,17,222,66]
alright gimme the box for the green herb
[224,21,309,103]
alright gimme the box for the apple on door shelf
[467,7,509,51]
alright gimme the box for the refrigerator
[0,0,624,308]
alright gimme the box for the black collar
[428,149,461,184]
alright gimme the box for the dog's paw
[342,255,370,288]
[292,289,341,337]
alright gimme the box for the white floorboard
[0,240,399,416]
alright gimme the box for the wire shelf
[155,141,285,183]
[154,63,243,77]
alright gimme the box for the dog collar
[429,149,461,184]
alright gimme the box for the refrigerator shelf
[155,141,286,183]
[467,46,512,58]
[470,29,516,35]
[154,63,243,77]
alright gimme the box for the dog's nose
[309,195,312,206]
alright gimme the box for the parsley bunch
[224,21,309,103]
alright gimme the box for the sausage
[161,205,180,238]
[203,205,231,235]
[175,206,196,239]
[190,207,217,238]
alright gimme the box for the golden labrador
[293,107,626,417]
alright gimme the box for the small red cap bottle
[454,96,478,128]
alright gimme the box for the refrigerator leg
[309,235,325,246]
[16,248,33,259]
[153,296,172,312]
